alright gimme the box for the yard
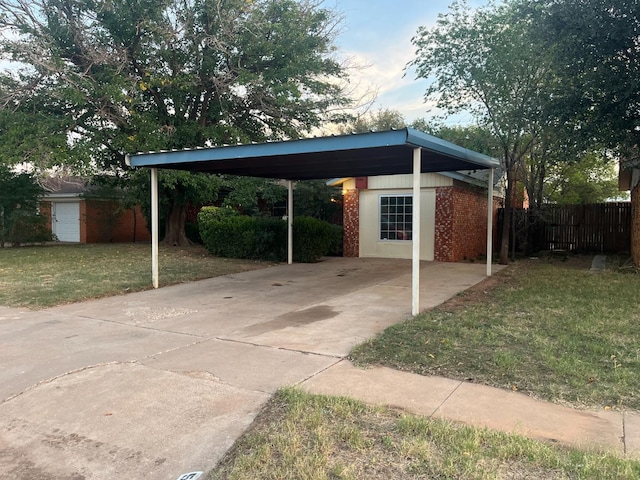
[209,255,640,479]
[0,243,270,308]
[351,255,640,411]
[2,246,639,478]
[210,388,640,480]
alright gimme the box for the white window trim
[379,194,413,242]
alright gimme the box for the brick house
[40,177,151,243]
[330,171,501,262]
[619,162,640,265]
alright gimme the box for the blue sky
[321,0,486,124]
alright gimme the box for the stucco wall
[358,188,436,261]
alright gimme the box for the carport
[126,128,500,315]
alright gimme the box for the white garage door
[52,202,80,242]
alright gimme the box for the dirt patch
[435,269,507,313]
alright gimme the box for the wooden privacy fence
[499,203,632,254]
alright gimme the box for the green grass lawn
[209,388,640,480]
[0,243,270,308]
[351,255,640,411]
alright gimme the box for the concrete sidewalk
[301,360,640,459]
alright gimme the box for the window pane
[379,195,413,241]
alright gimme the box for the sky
[321,0,486,125]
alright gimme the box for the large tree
[0,0,350,245]
[525,0,640,156]
[411,0,558,263]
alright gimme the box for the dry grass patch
[0,243,271,308]
[209,388,640,480]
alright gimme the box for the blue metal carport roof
[126,128,499,178]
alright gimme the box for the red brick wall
[40,202,52,233]
[41,199,150,243]
[85,200,150,243]
[632,183,640,265]
[434,187,454,261]
[343,189,359,257]
[435,185,498,262]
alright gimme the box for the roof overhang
[126,128,500,180]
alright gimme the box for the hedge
[198,206,341,263]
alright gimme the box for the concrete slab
[436,381,624,454]
[0,310,200,401]
[301,361,461,416]
[590,255,607,272]
[0,363,268,480]
[624,411,640,459]
[141,338,340,393]
[0,257,513,478]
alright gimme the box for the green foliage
[0,0,349,156]
[199,214,258,259]
[544,153,623,204]
[254,217,288,261]
[0,0,350,243]
[219,176,287,215]
[198,210,340,262]
[524,0,640,153]
[411,0,558,262]
[0,165,49,245]
[293,180,343,224]
[338,108,406,134]
[416,122,502,158]
[292,216,335,263]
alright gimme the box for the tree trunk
[162,202,191,246]
[499,165,514,265]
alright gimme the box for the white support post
[287,180,293,265]
[151,168,159,288]
[412,147,421,316]
[486,168,494,277]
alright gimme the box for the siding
[367,173,453,190]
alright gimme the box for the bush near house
[198,206,341,262]
[0,166,51,246]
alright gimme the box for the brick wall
[40,202,52,233]
[85,200,150,243]
[632,183,640,265]
[343,189,359,257]
[434,187,454,261]
[41,199,150,243]
[435,185,498,262]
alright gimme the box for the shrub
[7,213,51,245]
[201,214,256,258]
[292,216,334,263]
[198,210,340,263]
[327,224,343,257]
[254,217,287,261]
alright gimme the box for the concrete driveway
[0,257,493,479]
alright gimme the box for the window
[380,195,412,241]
